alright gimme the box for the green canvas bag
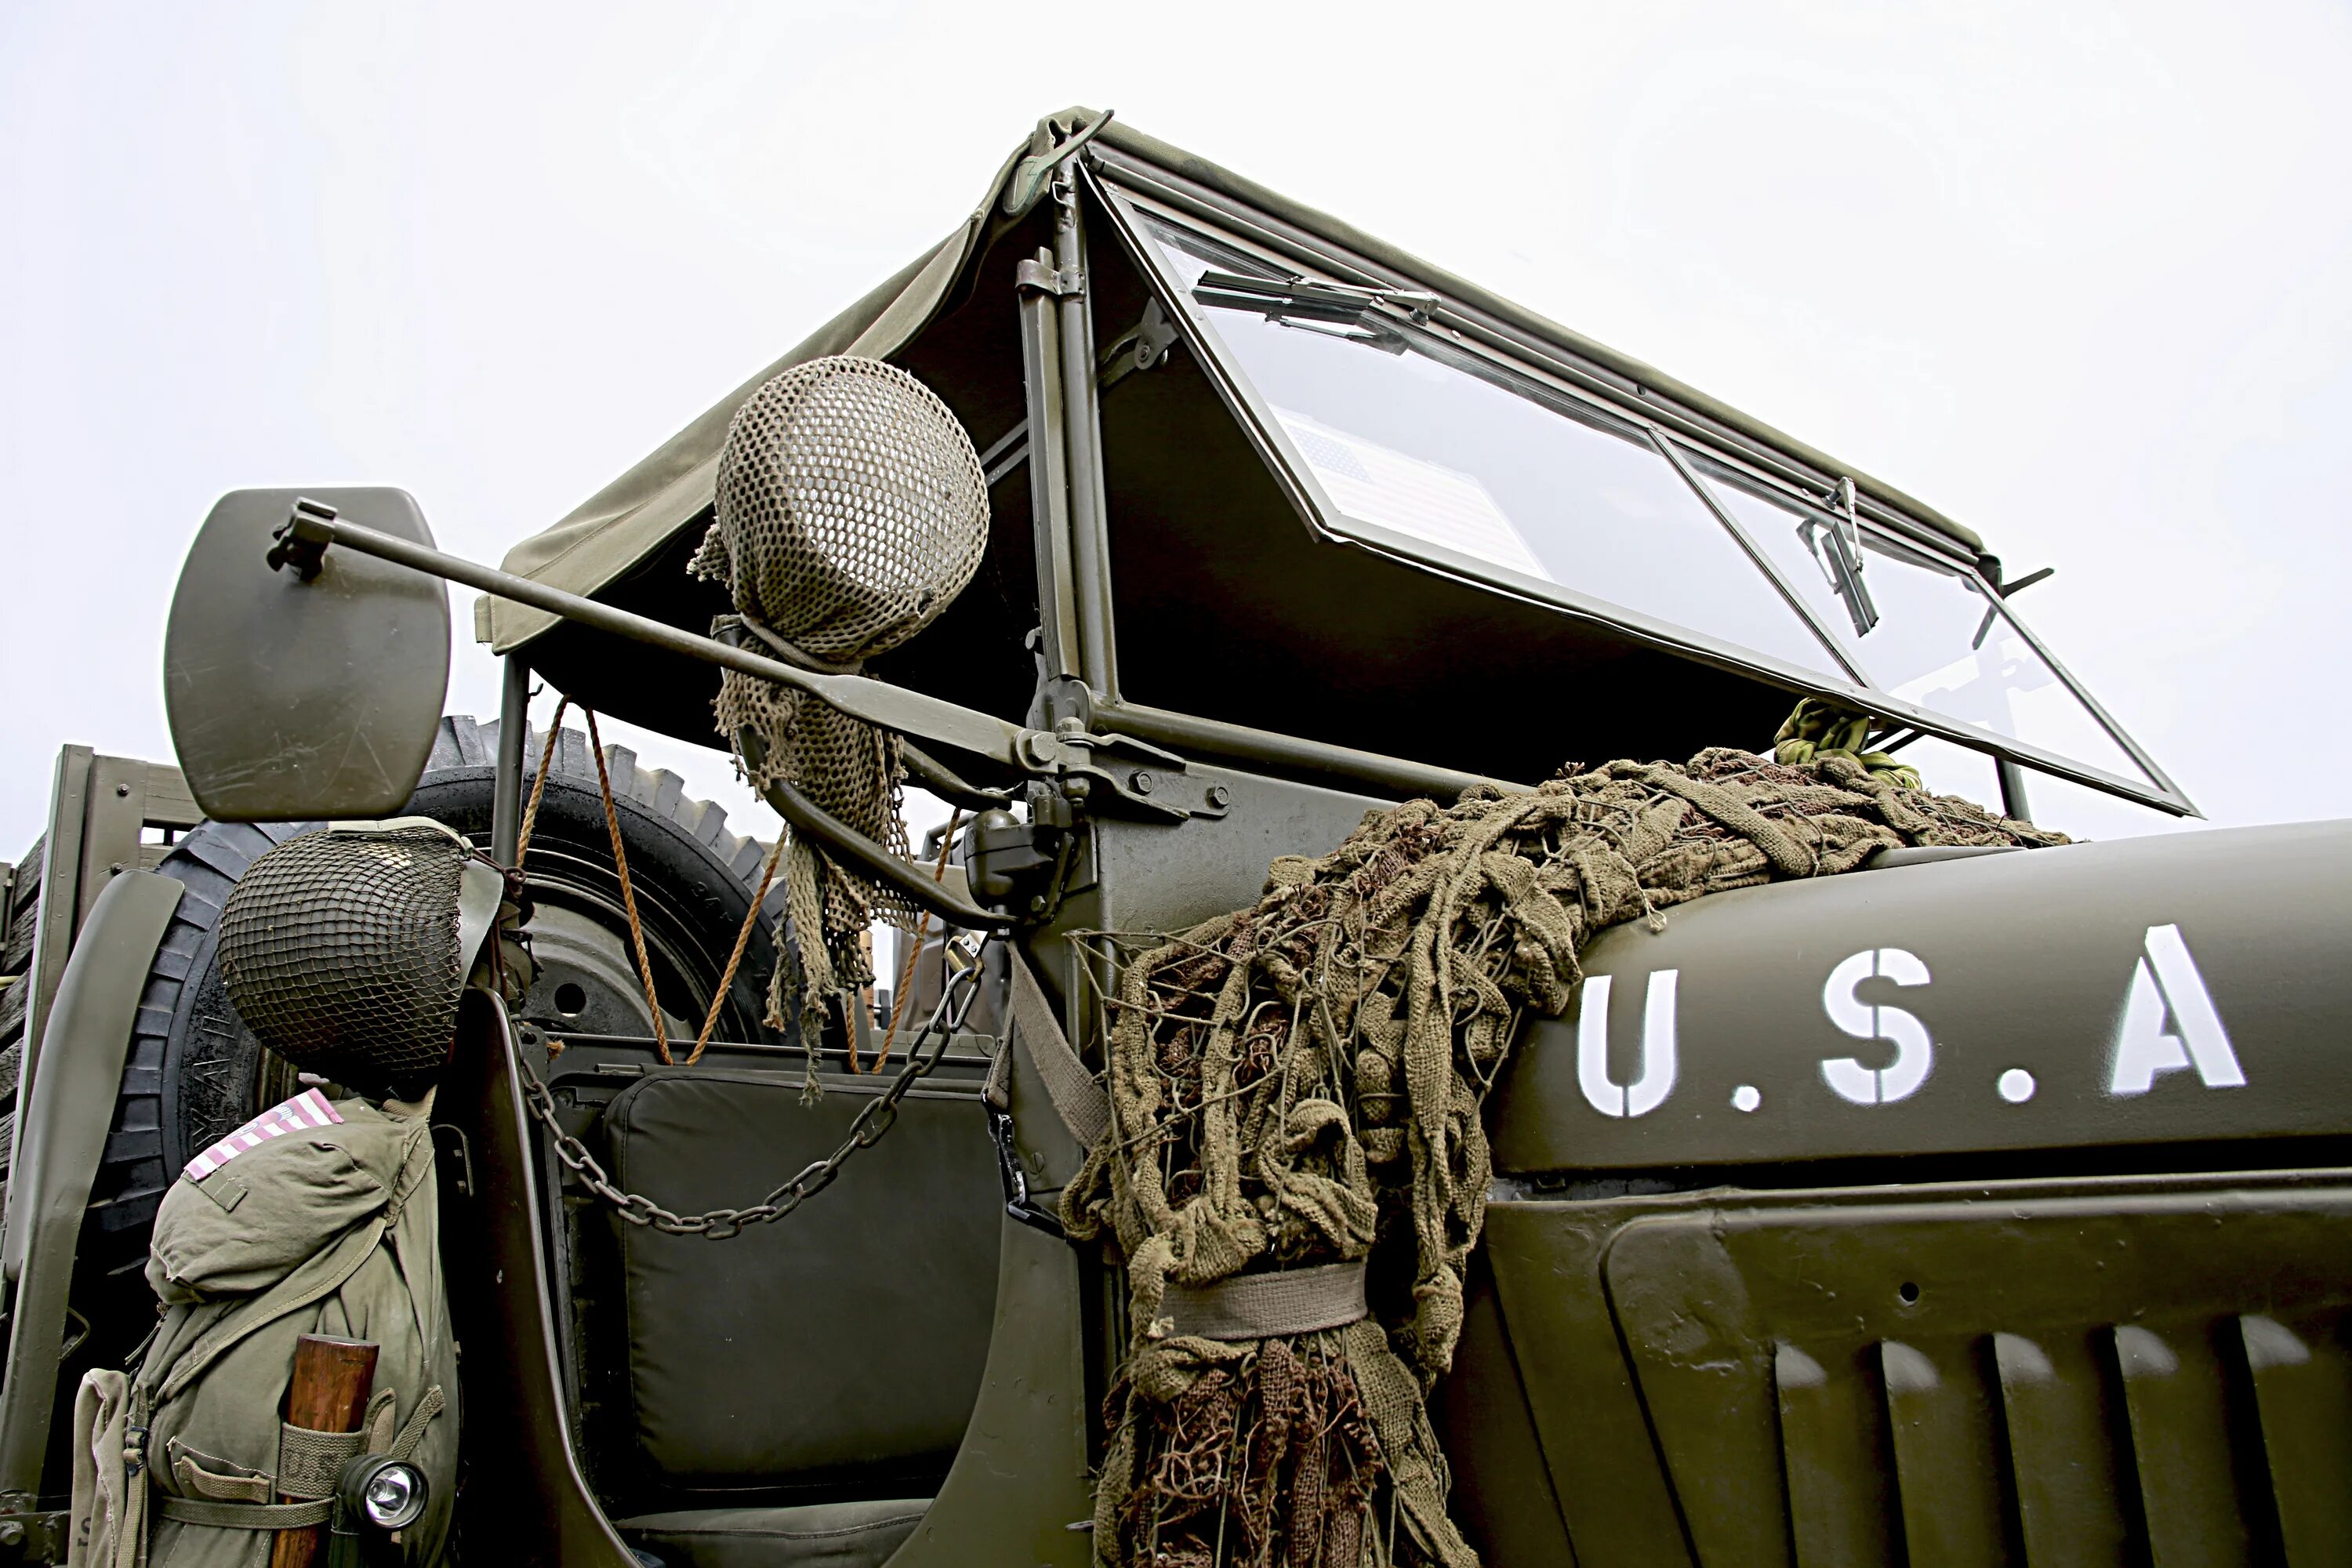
[68,1091,458,1568]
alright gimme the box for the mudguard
[0,871,183,1504]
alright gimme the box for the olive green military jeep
[2,108,2347,1567]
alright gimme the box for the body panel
[1492,822,2352,1174]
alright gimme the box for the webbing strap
[1007,948,1109,1150]
[1161,1260,1369,1341]
[156,1495,333,1530]
[387,1385,445,1461]
[276,1420,368,1501]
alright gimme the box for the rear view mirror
[165,488,450,822]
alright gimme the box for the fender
[0,870,183,1504]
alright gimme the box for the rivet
[114,782,132,797]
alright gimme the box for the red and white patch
[182,1088,344,1181]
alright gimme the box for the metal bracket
[263,496,336,581]
[1014,256,1086,299]
[1097,299,1180,392]
[0,1506,67,1562]
[1014,728,1231,822]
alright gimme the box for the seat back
[602,1069,1001,1502]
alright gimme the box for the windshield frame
[1088,164,2192,816]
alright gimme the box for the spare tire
[71,715,785,1359]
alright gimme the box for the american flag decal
[183,1088,345,1181]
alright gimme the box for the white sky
[5,1,2349,858]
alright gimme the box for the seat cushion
[604,1071,1000,1491]
[617,1501,927,1568]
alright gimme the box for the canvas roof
[485,107,1983,655]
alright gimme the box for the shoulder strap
[152,1214,387,1406]
[1007,948,1110,1151]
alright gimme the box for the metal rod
[291,514,1025,770]
[1016,256,1081,681]
[492,655,530,864]
[758,776,1005,930]
[728,726,1008,931]
[899,739,1014,811]
[539,1031,997,1070]
[1095,698,1509,802]
[1054,175,1119,697]
[1997,757,2033,824]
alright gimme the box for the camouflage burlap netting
[1062,749,2067,1567]
[690,355,988,1048]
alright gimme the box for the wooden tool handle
[270,1334,379,1568]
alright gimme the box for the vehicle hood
[1490,821,2352,1175]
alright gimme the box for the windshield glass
[1690,458,2154,786]
[1140,217,1848,681]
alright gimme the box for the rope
[868,809,964,1075]
[515,694,785,1067]
[512,695,571,866]
[582,708,672,1065]
[683,834,786,1066]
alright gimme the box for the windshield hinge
[1013,726,1231,822]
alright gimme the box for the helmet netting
[689,355,988,1060]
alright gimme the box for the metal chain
[515,946,989,1240]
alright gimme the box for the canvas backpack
[67,1091,458,1568]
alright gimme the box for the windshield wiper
[1972,564,2054,648]
[1798,477,1879,637]
[1192,270,1436,350]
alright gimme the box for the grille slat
[2112,1323,2256,1565]
[1882,1338,2013,1566]
[2238,1312,2352,1566]
[1776,1341,1897,1567]
[1991,1330,2134,1566]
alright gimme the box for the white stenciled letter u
[1577,971,1679,1118]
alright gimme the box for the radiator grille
[1599,1182,2352,1566]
